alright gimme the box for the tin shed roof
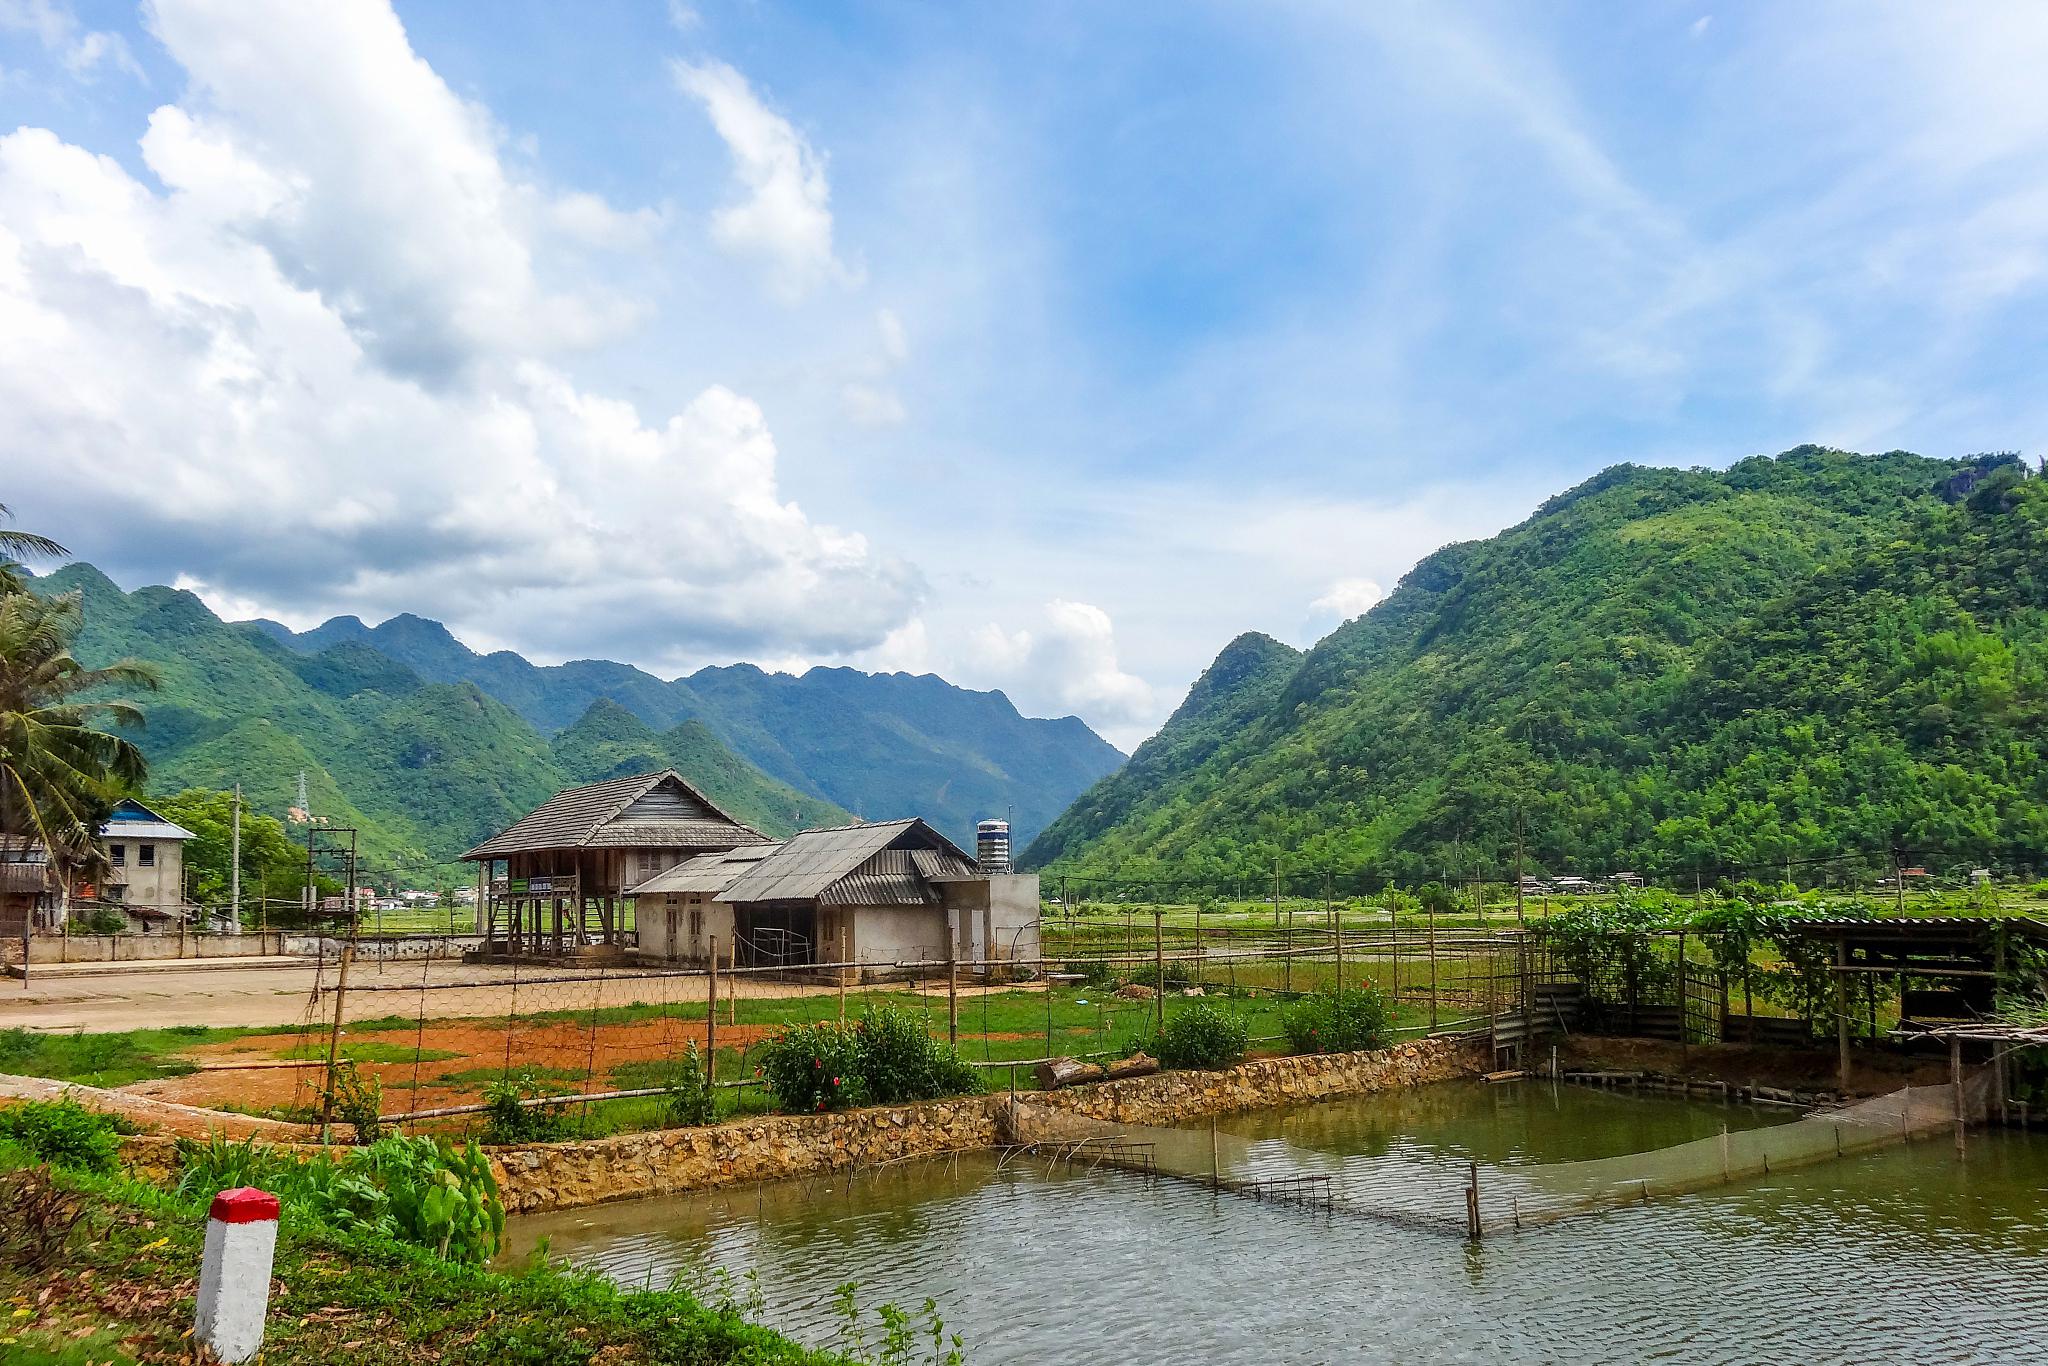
[626,845,780,897]
[719,818,975,904]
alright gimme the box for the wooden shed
[463,770,767,958]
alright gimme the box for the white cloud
[966,600,1154,734]
[841,381,907,429]
[0,0,141,78]
[1308,577,1384,622]
[673,57,847,301]
[1689,16,1712,40]
[0,0,920,669]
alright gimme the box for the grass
[0,1140,850,1365]
[0,1024,263,1089]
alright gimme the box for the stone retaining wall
[488,1037,1483,1215]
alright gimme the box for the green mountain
[38,563,1119,878]
[547,699,853,834]
[1024,447,2048,883]
[245,609,1124,844]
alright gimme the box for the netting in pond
[1006,1075,1990,1237]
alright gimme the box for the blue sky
[4,1,2046,748]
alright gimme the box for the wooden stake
[1154,910,1166,1037]
[318,938,355,1144]
[948,913,959,1048]
[1835,937,1851,1091]
[1952,1037,1966,1158]
[707,935,718,1073]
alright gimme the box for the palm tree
[0,591,158,888]
[0,503,67,596]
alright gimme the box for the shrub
[317,1059,384,1143]
[0,1098,124,1173]
[1283,987,1393,1055]
[662,1043,719,1127]
[756,1020,865,1113]
[481,1069,571,1144]
[1146,1003,1248,1070]
[853,1005,982,1104]
[176,1133,505,1264]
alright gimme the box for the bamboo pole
[707,935,719,1075]
[1154,910,1166,1037]
[317,937,355,1144]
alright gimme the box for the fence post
[1427,903,1439,1029]
[1464,1160,1481,1241]
[194,1187,279,1364]
[1952,1037,1966,1158]
[317,937,355,1143]
[707,935,719,1078]
[1154,910,1166,1037]
[948,914,960,1048]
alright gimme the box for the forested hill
[1023,447,2048,883]
[246,606,1122,845]
[38,564,1120,870]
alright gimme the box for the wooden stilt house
[463,770,767,959]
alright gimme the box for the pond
[505,1081,2048,1364]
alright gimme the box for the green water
[506,1082,2048,1363]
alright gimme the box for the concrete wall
[102,838,184,917]
[938,873,1040,971]
[288,934,481,962]
[849,902,947,975]
[486,1037,1482,1214]
[25,931,288,964]
[636,893,732,964]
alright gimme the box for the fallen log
[1035,1057,1108,1090]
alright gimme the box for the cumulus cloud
[967,600,1154,727]
[0,0,141,78]
[1308,577,1385,622]
[673,57,846,300]
[0,0,920,667]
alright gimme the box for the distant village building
[0,798,196,936]
[464,770,768,958]
[632,817,1041,980]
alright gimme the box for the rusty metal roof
[463,770,764,860]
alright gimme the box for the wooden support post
[317,938,355,1144]
[728,940,737,1027]
[1427,902,1440,1029]
[1465,1160,1481,1241]
[1952,1036,1966,1158]
[1210,1116,1221,1190]
[948,912,959,1048]
[1154,910,1166,1037]
[1835,937,1851,1091]
[1677,929,1689,1066]
[707,936,718,1074]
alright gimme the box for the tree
[0,503,66,597]
[152,788,314,919]
[0,590,158,884]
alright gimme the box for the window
[110,844,125,867]
[689,908,704,940]
[139,844,155,867]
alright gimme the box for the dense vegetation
[1026,448,2048,885]
[37,562,1121,875]
[756,1005,983,1113]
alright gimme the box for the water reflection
[507,1082,2048,1365]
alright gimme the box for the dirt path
[0,958,857,1033]
[0,1072,313,1140]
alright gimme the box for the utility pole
[229,784,242,930]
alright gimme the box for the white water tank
[976,820,1012,874]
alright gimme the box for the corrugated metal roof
[98,821,195,842]
[818,850,930,907]
[464,770,762,859]
[910,846,976,881]
[1786,915,2048,936]
[719,818,977,904]
[0,863,50,894]
[627,845,780,896]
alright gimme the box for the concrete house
[93,798,196,933]
[464,770,768,958]
[631,817,1040,980]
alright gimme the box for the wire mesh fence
[164,915,1533,1142]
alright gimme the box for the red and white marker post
[194,1187,280,1364]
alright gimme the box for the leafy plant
[852,1005,983,1104]
[662,1043,719,1127]
[0,1098,123,1173]
[1143,1002,1248,1070]
[756,1020,864,1113]
[0,1165,87,1270]
[175,1132,504,1264]
[481,1069,571,1144]
[318,1058,385,1142]
[1282,987,1392,1055]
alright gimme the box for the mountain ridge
[1023,446,2048,882]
